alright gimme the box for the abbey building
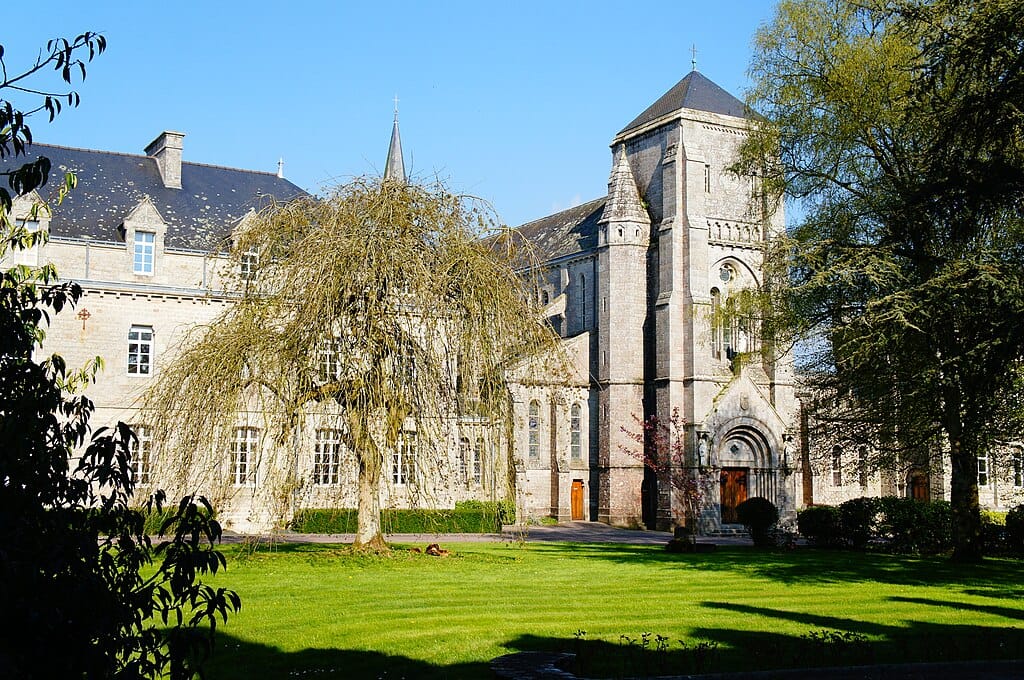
[8,72,1017,533]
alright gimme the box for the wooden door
[909,472,929,501]
[571,480,584,520]
[720,468,748,523]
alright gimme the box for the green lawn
[200,541,1024,678]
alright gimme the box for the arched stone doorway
[714,424,784,526]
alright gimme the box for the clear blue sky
[6,1,779,228]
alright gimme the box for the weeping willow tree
[143,177,561,549]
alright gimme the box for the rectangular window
[704,164,711,193]
[459,438,470,483]
[313,429,342,485]
[318,338,342,383]
[831,446,842,486]
[133,231,155,274]
[127,325,154,376]
[858,446,868,489]
[11,219,41,266]
[977,453,989,487]
[528,401,540,461]
[231,426,258,486]
[129,424,153,485]
[240,248,259,282]
[392,431,416,485]
[473,439,484,486]
[1014,450,1023,488]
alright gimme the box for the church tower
[385,100,406,182]
[595,145,651,525]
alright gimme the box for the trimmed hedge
[1007,504,1024,549]
[797,505,841,547]
[291,500,514,534]
[838,497,880,549]
[876,497,952,554]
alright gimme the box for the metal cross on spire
[393,94,399,121]
[691,44,698,72]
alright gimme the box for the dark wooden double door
[720,468,748,524]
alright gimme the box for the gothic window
[1014,449,1023,488]
[133,230,155,274]
[528,400,541,461]
[231,427,258,486]
[392,431,416,485]
[704,164,711,193]
[831,446,842,486]
[858,446,868,489]
[710,288,722,359]
[129,424,153,485]
[579,273,587,329]
[570,404,582,461]
[313,429,342,486]
[127,325,154,376]
[977,452,989,487]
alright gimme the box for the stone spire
[384,97,406,183]
[600,145,648,224]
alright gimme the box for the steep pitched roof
[619,71,749,135]
[512,197,605,263]
[384,114,406,182]
[8,143,306,250]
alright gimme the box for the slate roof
[618,71,749,135]
[512,197,605,263]
[9,143,306,250]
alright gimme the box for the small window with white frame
[392,431,416,485]
[230,426,258,486]
[313,429,342,485]
[570,403,582,461]
[10,219,42,266]
[129,424,153,486]
[977,452,989,487]
[831,446,842,486]
[127,325,154,376]
[133,230,155,275]
[240,248,259,282]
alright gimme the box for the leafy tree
[738,0,1024,561]
[143,178,561,549]
[0,35,240,678]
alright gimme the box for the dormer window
[240,248,259,282]
[133,231,155,274]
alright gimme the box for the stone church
[9,70,1014,533]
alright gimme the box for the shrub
[797,505,841,547]
[1006,504,1024,550]
[876,497,952,554]
[291,503,507,534]
[838,497,881,549]
[736,497,779,547]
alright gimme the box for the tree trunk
[355,450,386,550]
[948,438,983,562]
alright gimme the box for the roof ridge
[30,142,286,179]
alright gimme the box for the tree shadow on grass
[504,602,1024,678]
[519,542,1024,588]
[204,632,491,680]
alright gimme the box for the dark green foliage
[1006,504,1024,550]
[291,500,511,534]
[876,497,953,554]
[838,497,881,549]
[735,497,779,547]
[0,35,239,678]
[797,505,841,547]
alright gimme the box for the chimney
[145,131,185,189]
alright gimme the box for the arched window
[570,404,582,461]
[541,289,549,306]
[710,288,721,359]
[831,446,842,486]
[528,401,540,461]
[579,273,587,329]
[858,446,868,488]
